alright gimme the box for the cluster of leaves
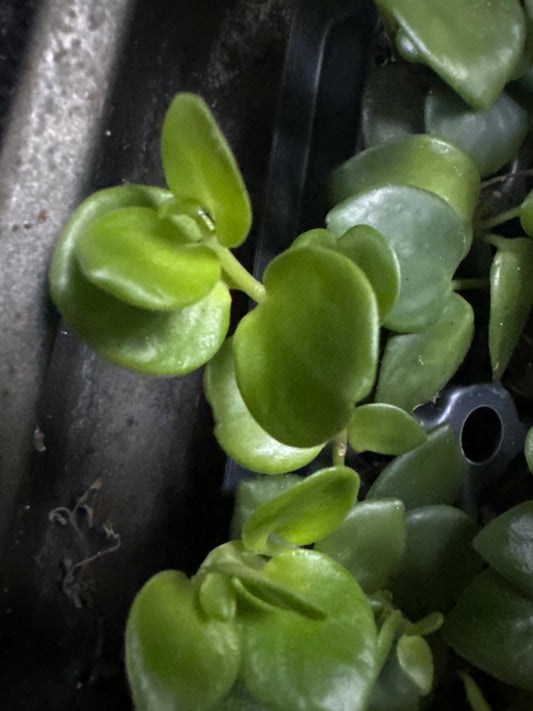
[47,0,533,709]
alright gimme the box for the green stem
[332,429,348,467]
[478,205,521,231]
[452,277,490,291]
[206,238,266,303]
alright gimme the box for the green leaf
[367,424,467,509]
[329,134,480,224]
[459,672,493,711]
[519,189,533,236]
[376,0,526,111]
[396,635,433,696]
[233,246,379,447]
[443,568,533,691]
[348,403,427,455]
[526,427,533,474]
[238,549,378,711]
[204,340,322,475]
[162,93,252,248]
[197,572,237,623]
[241,466,360,555]
[376,292,474,411]
[327,185,467,332]
[315,499,406,593]
[50,187,231,375]
[389,505,484,618]
[125,570,240,711]
[489,237,533,380]
[425,88,528,178]
[473,500,533,598]
[74,206,221,310]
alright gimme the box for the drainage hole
[461,406,503,463]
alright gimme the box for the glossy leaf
[233,246,379,447]
[473,500,533,597]
[376,0,526,111]
[443,568,533,691]
[125,570,240,711]
[75,206,221,310]
[50,185,231,374]
[213,684,271,711]
[526,427,533,474]
[327,185,467,332]
[329,134,480,223]
[198,572,237,623]
[348,403,427,455]
[316,499,406,593]
[396,635,433,696]
[162,93,252,248]
[389,505,484,618]
[242,466,359,555]
[489,237,533,380]
[366,645,424,711]
[238,549,378,711]
[376,293,474,411]
[204,340,322,474]
[361,63,426,148]
[425,89,528,178]
[367,425,467,509]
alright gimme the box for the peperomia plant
[48,0,533,709]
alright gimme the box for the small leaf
[367,425,467,509]
[204,340,322,475]
[459,672,493,711]
[376,292,474,411]
[233,246,379,447]
[242,466,360,555]
[519,189,533,236]
[162,93,252,247]
[315,499,406,593]
[489,237,533,380]
[348,403,427,455]
[526,427,533,474]
[197,571,237,622]
[396,635,433,696]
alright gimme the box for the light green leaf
[376,292,474,411]
[241,466,359,555]
[348,403,427,455]
[233,246,379,447]
[204,340,322,474]
[316,499,406,593]
[161,93,252,247]
[367,425,467,509]
[396,635,433,696]
[489,237,533,380]
[459,672,493,711]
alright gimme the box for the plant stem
[452,277,490,291]
[332,429,348,467]
[478,205,521,231]
[206,238,266,303]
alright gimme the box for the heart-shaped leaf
[75,205,221,310]
[233,246,379,447]
[125,570,240,711]
[489,237,533,380]
[376,292,474,412]
[327,185,467,332]
[367,425,467,509]
[204,340,322,474]
[238,549,378,711]
[376,0,526,111]
[241,466,360,555]
[348,403,427,455]
[315,499,406,593]
[329,134,480,224]
[425,88,528,178]
[396,635,433,696]
[162,93,252,248]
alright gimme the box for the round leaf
[348,403,427,455]
[425,88,528,178]
[367,424,467,509]
[238,549,378,711]
[376,292,474,412]
[396,635,433,696]
[316,499,406,593]
[204,340,322,475]
[443,568,533,691]
[489,237,533,380]
[125,570,240,711]
[241,466,360,555]
[233,246,379,447]
[161,93,252,248]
